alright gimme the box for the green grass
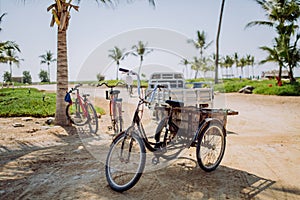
[214,78,300,96]
[0,88,106,117]
[0,88,56,117]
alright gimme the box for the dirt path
[0,93,300,199]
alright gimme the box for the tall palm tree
[131,41,152,76]
[23,0,155,125]
[4,48,23,80]
[108,46,126,80]
[215,0,226,84]
[39,50,56,82]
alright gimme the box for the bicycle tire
[105,131,146,192]
[86,102,98,134]
[66,99,88,126]
[196,121,226,172]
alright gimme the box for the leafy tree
[108,46,126,80]
[131,41,152,76]
[22,70,32,84]
[39,70,50,83]
[39,50,56,83]
[3,71,11,82]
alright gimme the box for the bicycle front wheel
[105,131,146,192]
[196,121,226,172]
[66,99,88,126]
[86,103,98,134]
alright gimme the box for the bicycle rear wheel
[86,102,98,134]
[105,131,146,192]
[196,121,226,172]
[66,99,88,126]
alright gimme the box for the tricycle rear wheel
[196,121,226,172]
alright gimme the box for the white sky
[0,0,298,82]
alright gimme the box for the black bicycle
[105,68,236,192]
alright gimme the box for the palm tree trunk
[48,63,50,83]
[55,28,69,126]
[215,0,226,84]
[9,62,12,81]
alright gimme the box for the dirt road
[0,93,299,199]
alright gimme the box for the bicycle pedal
[152,157,160,165]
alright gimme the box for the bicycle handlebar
[97,81,124,88]
[67,83,82,93]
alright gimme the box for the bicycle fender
[194,118,226,141]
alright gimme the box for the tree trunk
[288,65,296,83]
[48,64,51,83]
[215,0,226,84]
[55,28,69,126]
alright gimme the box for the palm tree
[21,0,155,125]
[188,30,213,59]
[45,0,156,126]
[4,48,23,80]
[246,0,300,83]
[215,0,226,84]
[179,58,190,78]
[190,56,201,79]
[108,46,126,80]
[0,41,21,63]
[246,55,255,79]
[39,50,56,83]
[233,52,239,78]
[131,41,152,76]
[221,55,234,78]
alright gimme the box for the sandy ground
[0,92,300,200]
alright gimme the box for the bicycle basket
[64,93,72,103]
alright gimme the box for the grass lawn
[0,88,105,117]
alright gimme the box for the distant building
[262,70,289,79]
[11,77,23,83]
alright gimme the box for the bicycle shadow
[126,156,276,199]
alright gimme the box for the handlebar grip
[119,68,130,73]
[157,84,165,88]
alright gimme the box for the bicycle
[97,82,124,135]
[105,68,232,192]
[65,84,98,134]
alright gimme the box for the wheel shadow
[124,156,277,200]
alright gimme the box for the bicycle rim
[67,100,88,126]
[86,103,98,134]
[105,132,146,192]
[196,122,226,172]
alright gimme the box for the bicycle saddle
[165,100,184,107]
[110,90,120,95]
